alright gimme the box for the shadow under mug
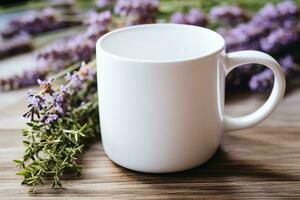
[96,24,286,173]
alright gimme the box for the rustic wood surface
[0,85,300,199]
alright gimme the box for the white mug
[96,24,285,173]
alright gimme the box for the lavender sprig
[0,33,33,59]
[0,11,111,91]
[260,26,300,54]
[209,5,249,26]
[220,1,300,90]
[1,8,81,39]
[249,55,300,91]
[15,61,99,193]
[0,68,47,91]
[114,0,159,25]
[36,10,111,70]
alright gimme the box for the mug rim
[96,23,225,63]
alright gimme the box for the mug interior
[98,23,225,62]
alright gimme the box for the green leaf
[16,170,28,176]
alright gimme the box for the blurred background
[0,0,300,94]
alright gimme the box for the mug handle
[224,50,286,132]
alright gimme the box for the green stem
[49,62,81,80]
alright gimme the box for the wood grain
[0,87,300,199]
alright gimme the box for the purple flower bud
[67,74,82,89]
[44,113,58,124]
[27,92,46,111]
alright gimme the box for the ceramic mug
[96,24,285,173]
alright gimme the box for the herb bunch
[14,61,99,193]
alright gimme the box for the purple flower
[279,55,300,77]
[60,85,69,94]
[79,62,96,79]
[209,5,248,26]
[67,73,82,89]
[221,1,300,54]
[54,93,64,104]
[170,8,208,27]
[96,0,113,8]
[253,3,278,24]
[27,95,45,110]
[55,105,64,114]
[1,7,79,38]
[249,70,273,92]
[44,113,58,124]
[260,27,300,53]
[36,12,109,71]
[53,85,70,104]
[170,12,186,24]
[114,0,159,25]
[0,68,47,91]
[186,9,208,27]
[279,55,294,69]
[0,32,33,59]
[249,55,300,92]
[66,62,96,89]
[85,24,108,40]
[85,10,111,26]
[277,0,299,17]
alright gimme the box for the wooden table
[0,86,300,199]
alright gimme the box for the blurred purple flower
[249,70,273,92]
[170,8,208,27]
[96,0,113,8]
[36,11,110,71]
[186,9,208,27]
[1,8,80,38]
[66,73,82,89]
[279,55,300,77]
[260,27,300,53]
[66,62,95,89]
[114,0,159,25]
[0,32,33,59]
[252,3,278,24]
[277,0,299,17]
[209,5,248,26]
[170,12,186,24]
[85,10,111,26]
[249,55,300,92]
